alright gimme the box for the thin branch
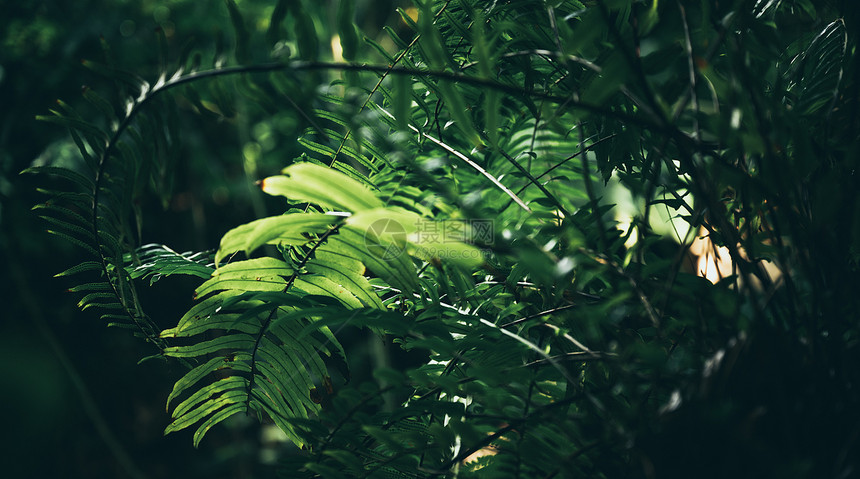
[376,106,532,212]
[500,303,579,328]
[479,318,577,384]
[534,133,616,182]
[522,351,609,368]
[461,49,600,73]
[494,146,569,217]
[674,0,701,141]
[578,123,608,251]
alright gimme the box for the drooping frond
[162,162,482,446]
[128,244,215,285]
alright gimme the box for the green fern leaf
[192,403,249,448]
[80,59,149,91]
[791,19,847,116]
[166,354,253,411]
[46,230,99,256]
[129,244,214,284]
[162,268,347,447]
[36,112,109,145]
[254,337,319,402]
[163,334,257,358]
[195,257,293,298]
[54,261,103,278]
[261,163,383,212]
[306,245,386,309]
[68,282,113,293]
[215,213,337,265]
[328,227,419,297]
[162,291,256,338]
[40,215,95,242]
[166,376,249,432]
[77,292,120,309]
[294,274,367,309]
[22,166,94,190]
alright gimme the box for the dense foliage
[28,0,860,477]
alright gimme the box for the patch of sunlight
[331,34,343,62]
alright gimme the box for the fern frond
[128,244,215,285]
[214,213,338,266]
[160,157,491,446]
[161,286,338,446]
[260,162,384,211]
